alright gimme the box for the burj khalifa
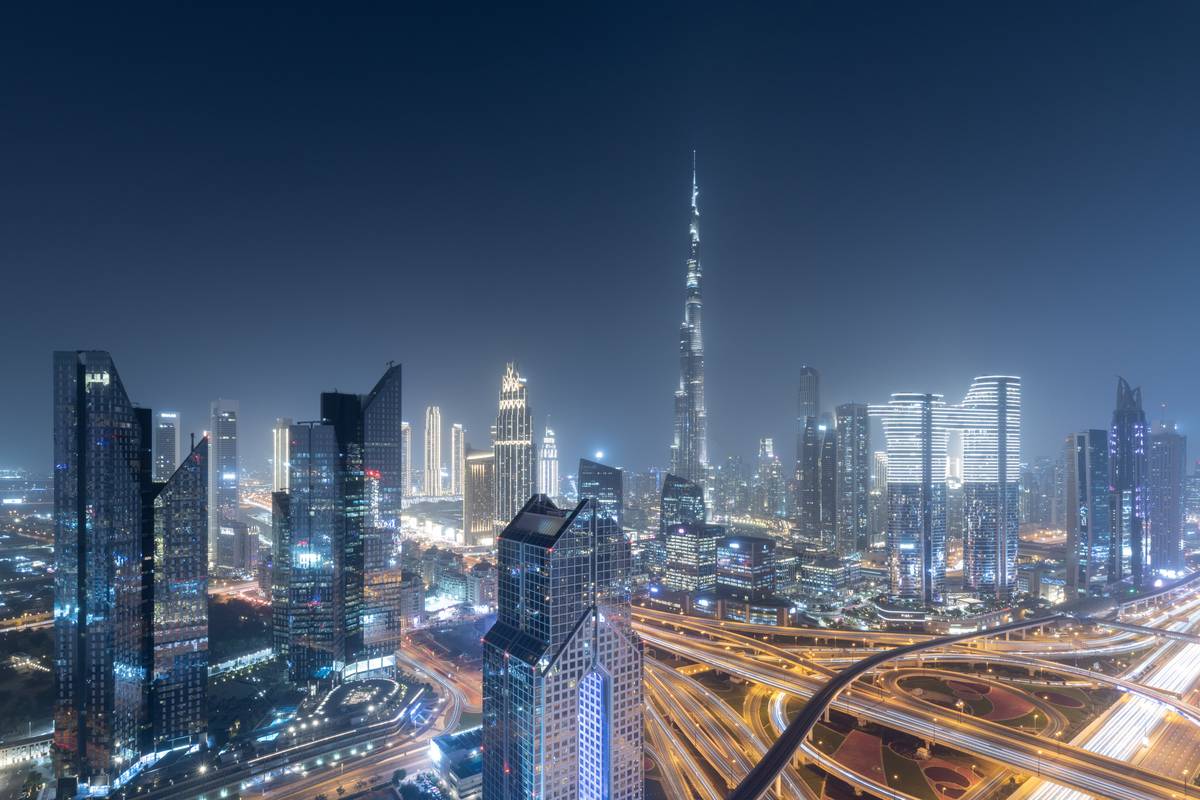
[670,155,708,484]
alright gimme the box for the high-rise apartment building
[870,451,889,545]
[818,414,838,548]
[538,425,559,499]
[1064,430,1110,598]
[273,417,292,493]
[670,158,707,485]
[53,352,209,786]
[463,449,496,546]
[835,403,870,555]
[1148,420,1186,573]
[424,405,442,497]
[449,423,465,496]
[494,363,534,531]
[959,376,1021,599]
[153,411,181,482]
[401,421,412,497]
[482,495,643,800]
[798,365,820,421]
[208,399,239,569]
[870,393,953,606]
[1109,378,1149,589]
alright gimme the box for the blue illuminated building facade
[1108,377,1149,589]
[1065,429,1110,598]
[482,495,643,800]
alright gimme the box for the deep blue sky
[3,3,1200,474]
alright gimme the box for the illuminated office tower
[482,495,643,800]
[659,474,707,586]
[664,523,721,592]
[1108,378,1149,589]
[208,399,239,569]
[870,393,953,606]
[959,376,1021,599]
[835,403,870,555]
[463,449,496,546]
[579,458,623,531]
[449,423,465,496]
[670,157,707,485]
[798,365,820,421]
[401,422,412,497]
[494,363,534,531]
[1148,420,1186,573]
[274,422,345,683]
[151,436,209,750]
[424,405,442,497]
[362,363,404,530]
[273,417,292,493]
[538,425,559,499]
[717,535,776,602]
[794,366,821,530]
[870,451,889,544]
[818,414,837,547]
[1064,430,1110,598]
[153,411,181,482]
[53,352,149,781]
[754,438,786,518]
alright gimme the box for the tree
[391,769,407,786]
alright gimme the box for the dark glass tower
[362,364,404,531]
[1148,421,1186,573]
[1108,378,1149,589]
[578,458,623,531]
[151,436,209,750]
[320,392,367,664]
[1064,430,1110,598]
[482,496,643,800]
[835,403,870,555]
[818,414,838,548]
[53,351,149,781]
[670,156,707,485]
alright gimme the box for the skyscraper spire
[671,154,708,483]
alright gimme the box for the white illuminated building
[272,417,292,493]
[207,398,239,569]
[449,423,464,496]
[424,405,442,497]
[400,421,412,497]
[539,424,559,500]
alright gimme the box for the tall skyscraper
[153,411,181,482]
[538,424,559,499]
[1148,420,1187,574]
[53,352,209,786]
[754,438,786,518]
[463,448,496,546]
[798,365,820,420]
[494,363,534,530]
[274,422,347,683]
[362,363,404,530]
[208,399,239,569]
[670,156,707,485]
[401,421,413,497]
[482,495,643,800]
[818,414,838,548]
[1108,377,1149,589]
[870,393,953,606]
[424,405,442,497]
[151,436,209,751]
[664,523,721,593]
[579,458,623,531]
[870,451,889,543]
[835,403,870,555]
[1064,430,1110,598]
[959,376,1021,599]
[449,423,465,496]
[53,352,149,781]
[658,473,706,582]
[272,417,292,493]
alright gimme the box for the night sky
[4,3,1200,475]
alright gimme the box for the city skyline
[6,6,1200,474]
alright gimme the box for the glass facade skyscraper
[1064,430,1110,598]
[579,458,623,531]
[960,376,1021,599]
[835,403,870,555]
[207,399,238,570]
[1108,377,1149,589]
[152,411,181,483]
[1148,420,1186,573]
[424,405,442,497]
[670,158,707,485]
[494,363,534,532]
[482,495,643,800]
[870,393,953,606]
[151,436,209,751]
[53,352,149,781]
[362,364,403,530]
